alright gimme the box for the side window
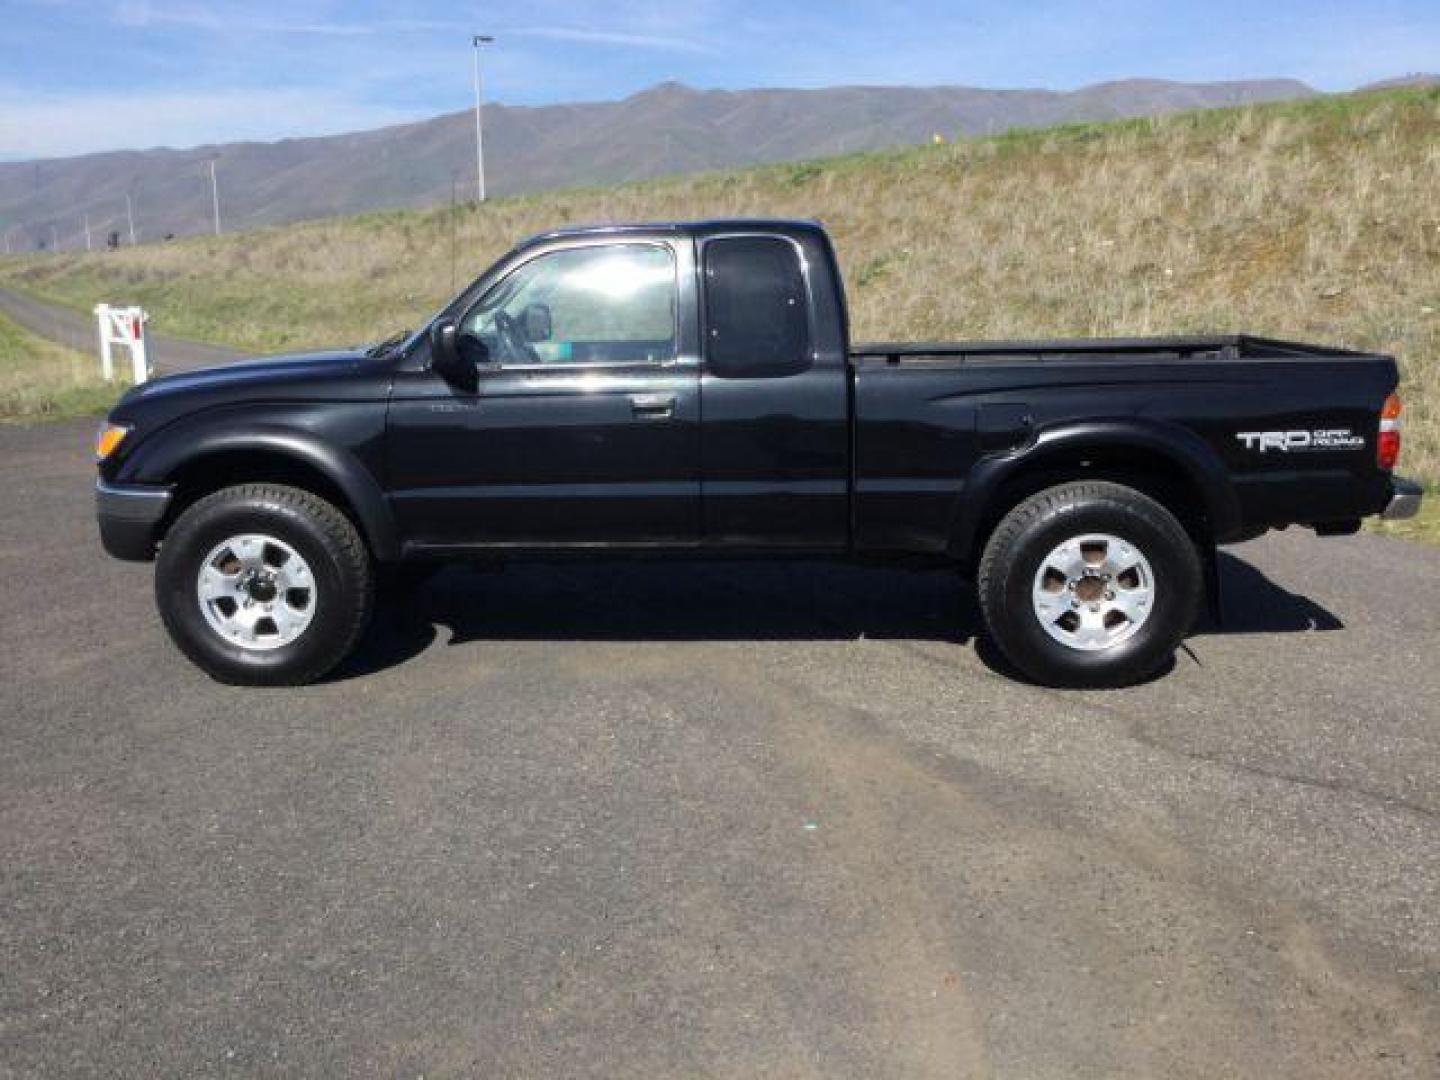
[703,237,810,378]
[461,244,676,365]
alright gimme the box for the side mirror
[429,318,478,391]
[521,303,552,343]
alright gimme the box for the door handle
[630,393,675,419]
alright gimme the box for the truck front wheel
[155,484,373,685]
[977,481,1202,687]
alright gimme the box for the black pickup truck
[95,218,1421,687]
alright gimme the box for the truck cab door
[699,234,850,550]
[385,239,701,549]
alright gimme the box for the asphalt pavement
[1,418,1437,1077]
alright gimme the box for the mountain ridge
[2,76,1321,249]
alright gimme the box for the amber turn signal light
[95,423,129,461]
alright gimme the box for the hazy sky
[3,0,1437,158]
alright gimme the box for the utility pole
[471,35,494,202]
[450,173,459,292]
[51,223,58,251]
[125,191,137,245]
[84,214,92,251]
[208,158,222,235]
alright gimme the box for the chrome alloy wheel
[1031,532,1155,651]
[197,534,317,650]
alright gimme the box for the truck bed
[851,334,1376,363]
[848,331,1398,555]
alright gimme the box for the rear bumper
[1382,476,1423,521]
[96,479,172,561]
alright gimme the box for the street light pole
[125,191,137,245]
[471,35,494,202]
[208,159,222,235]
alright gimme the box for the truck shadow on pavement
[336,550,1342,683]
[1204,552,1344,635]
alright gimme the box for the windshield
[364,328,410,357]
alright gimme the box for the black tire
[977,481,1202,688]
[155,484,373,686]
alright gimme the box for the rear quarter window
[703,237,810,378]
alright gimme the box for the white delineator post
[94,304,150,385]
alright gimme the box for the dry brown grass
[3,87,1437,474]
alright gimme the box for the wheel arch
[133,426,399,561]
[950,420,1240,569]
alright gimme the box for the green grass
[2,86,1437,476]
[0,311,131,421]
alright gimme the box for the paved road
[0,285,252,372]
[2,418,1437,1078]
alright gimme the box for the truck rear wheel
[977,481,1201,687]
[155,484,373,686]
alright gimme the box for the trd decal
[1236,429,1365,453]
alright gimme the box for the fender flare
[121,420,400,561]
[949,418,1242,563]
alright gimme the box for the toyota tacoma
[94,219,1422,686]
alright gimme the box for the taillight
[1377,392,1401,470]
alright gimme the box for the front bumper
[1382,476,1423,521]
[96,479,172,561]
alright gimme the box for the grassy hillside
[2,87,1437,477]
